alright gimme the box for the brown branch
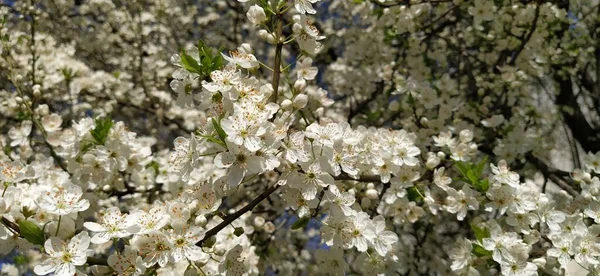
[196,183,281,246]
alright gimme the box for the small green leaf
[474,156,488,177]
[406,186,423,201]
[211,118,228,143]
[180,52,203,75]
[291,217,310,230]
[455,161,471,178]
[472,244,492,257]
[479,179,490,192]
[18,220,45,246]
[90,117,113,145]
[470,223,490,242]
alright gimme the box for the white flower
[297,57,318,81]
[83,207,140,244]
[392,143,420,167]
[294,0,319,14]
[170,78,194,108]
[370,215,398,256]
[305,122,342,147]
[468,0,495,25]
[135,232,172,268]
[221,108,268,152]
[221,48,259,69]
[132,206,171,234]
[169,134,199,182]
[246,5,266,25]
[449,238,473,272]
[288,162,335,200]
[8,120,32,147]
[433,167,451,190]
[214,141,266,187]
[546,235,574,268]
[283,131,310,164]
[324,185,355,217]
[282,186,319,217]
[0,160,35,183]
[34,231,90,276]
[343,211,375,252]
[203,66,241,93]
[165,224,208,263]
[481,114,505,128]
[445,185,479,221]
[433,131,455,148]
[108,246,146,276]
[491,160,520,187]
[37,184,90,216]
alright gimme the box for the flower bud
[239,43,253,54]
[292,22,303,34]
[194,215,207,227]
[294,78,307,92]
[35,104,49,116]
[257,29,270,40]
[246,5,267,25]
[459,129,473,142]
[15,97,23,104]
[293,94,308,109]
[253,216,265,228]
[365,189,378,200]
[264,221,275,233]
[266,33,276,44]
[280,99,292,110]
[426,154,440,169]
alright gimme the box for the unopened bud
[280,99,292,110]
[293,94,308,109]
[194,215,207,227]
[253,216,265,228]
[264,221,275,233]
[365,189,378,200]
[258,29,270,40]
[294,78,307,92]
[246,5,267,25]
[266,34,276,44]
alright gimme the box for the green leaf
[211,118,228,143]
[406,186,423,201]
[479,179,490,192]
[474,156,488,177]
[472,244,492,257]
[470,223,490,242]
[180,52,203,75]
[200,134,227,148]
[90,117,113,145]
[291,217,310,230]
[18,220,45,246]
[455,161,471,178]
[466,170,478,185]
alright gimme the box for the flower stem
[270,11,284,103]
[55,215,62,236]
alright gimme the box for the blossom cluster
[1,0,600,275]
